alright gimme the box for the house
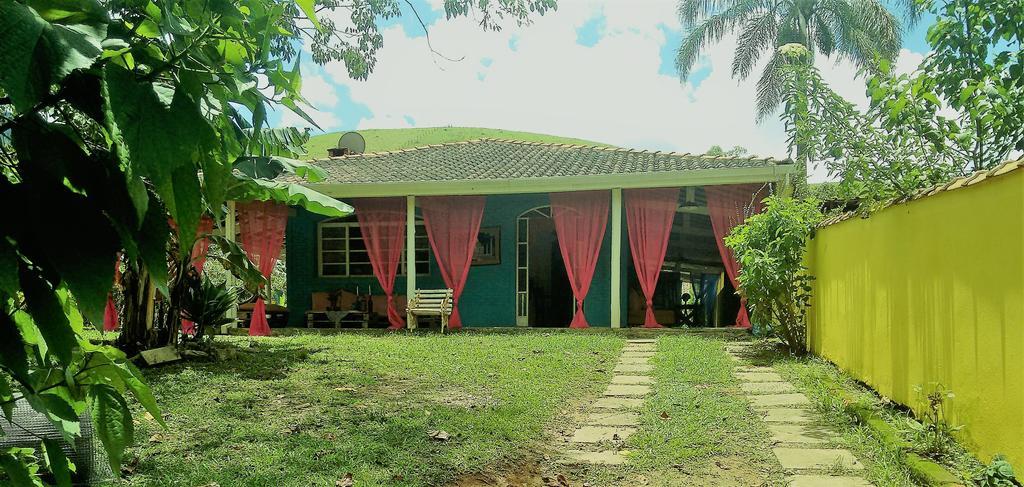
[280,138,797,329]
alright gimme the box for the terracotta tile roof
[292,138,791,185]
[818,158,1024,227]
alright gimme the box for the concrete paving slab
[768,424,839,444]
[613,363,654,373]
[604,384,651,397]
[594,397,644,409]
[742,382,796,394]
[561,450,627,465]
[570,425,636,443]
[585,411,639,426]
[762,408,816,424]
[621,351,656,358]
[610,375,654,385]
[623,345,656,352]
[773,448,864,470]
[734,365,773,372]
[749,393,811,408]
[735,372,785,382]
[618,356,651,365]
[786,475,873,487]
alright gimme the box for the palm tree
[676,0,916,121]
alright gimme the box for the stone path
[560,339,657,466]
[726,343,874,487]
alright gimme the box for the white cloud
[304,1,929,183]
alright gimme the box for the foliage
[725,196,821,354]
[778,44,959,210]
[975,456,1022,487]
[675,0,914,120]
[0,0,553,483]
[780,0,1024,210]
[907,383,962,460]
[866,0,1024,173]
[179,277,239,341]
[706,145,748,157]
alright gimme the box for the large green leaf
[0,452,37,487]
[89,384,133,472]
[0,1,107,111]
[233,155,325,182]
[18,264,76,364]
[0,312,30,385]
[117,361,166,427]
[137,192,170,295]
[294,0,321,30]
[42,438,72,487]
[0,237,17,297]
[228,178,352,217]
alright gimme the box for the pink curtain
[704,184,769,329]
[239,201,289,336]
[353,198,407,330]
[181,216,215,335]
[103,257,120,332]
[551,191,609,328]
[625,188,680,328]
[419,196,486,330]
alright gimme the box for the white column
[224,200,238,331]
[405,196,417,315]
[610,188,623,328]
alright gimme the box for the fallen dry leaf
[659,411,671,420]
[333,387,356,392]
[428,430,451,441]
[335,473,354,486]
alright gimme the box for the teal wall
[286,193,630,327]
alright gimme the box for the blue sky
[277,0,935,171]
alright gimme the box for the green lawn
[123,331,623,487]
[304,126,613,158]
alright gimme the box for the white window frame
[317,219,429,278]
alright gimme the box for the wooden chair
[406,289,454,333]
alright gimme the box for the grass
[568,332,782,486]
[746,341,986,487]
[303,126,613,158]
[122,331,623,487]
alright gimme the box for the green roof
[299,138,791,186]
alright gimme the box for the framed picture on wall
[472,226,501,265]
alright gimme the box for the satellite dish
[338,131,365,154]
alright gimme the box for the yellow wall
[807,168,1024,471]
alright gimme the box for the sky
[273,0,936,182]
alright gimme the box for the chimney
[327,147,350,157]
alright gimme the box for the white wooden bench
[406,289,454,333]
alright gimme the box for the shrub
[726,196,821,354]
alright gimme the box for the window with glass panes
[317,220,429,277]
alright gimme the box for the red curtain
[704,184,769,329]
[103,257,121,332]
[181,216,215,335]
[239,201,289,336]
[419,196,486,330]
[551,191,609,328]
[625,188,680,328]
[353,198,407,330]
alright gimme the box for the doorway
[515,207,574,326]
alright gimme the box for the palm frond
[813,16,836,57]
[676,0,765,79]
[677,0,759,27]
[756,52,785,122]
[732,11,779,80]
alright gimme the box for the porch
[273,139,796,330]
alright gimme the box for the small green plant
[974,455,1022,486]
[726,195,822,354]
[907,383,962,459]
[180,276,240,341]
